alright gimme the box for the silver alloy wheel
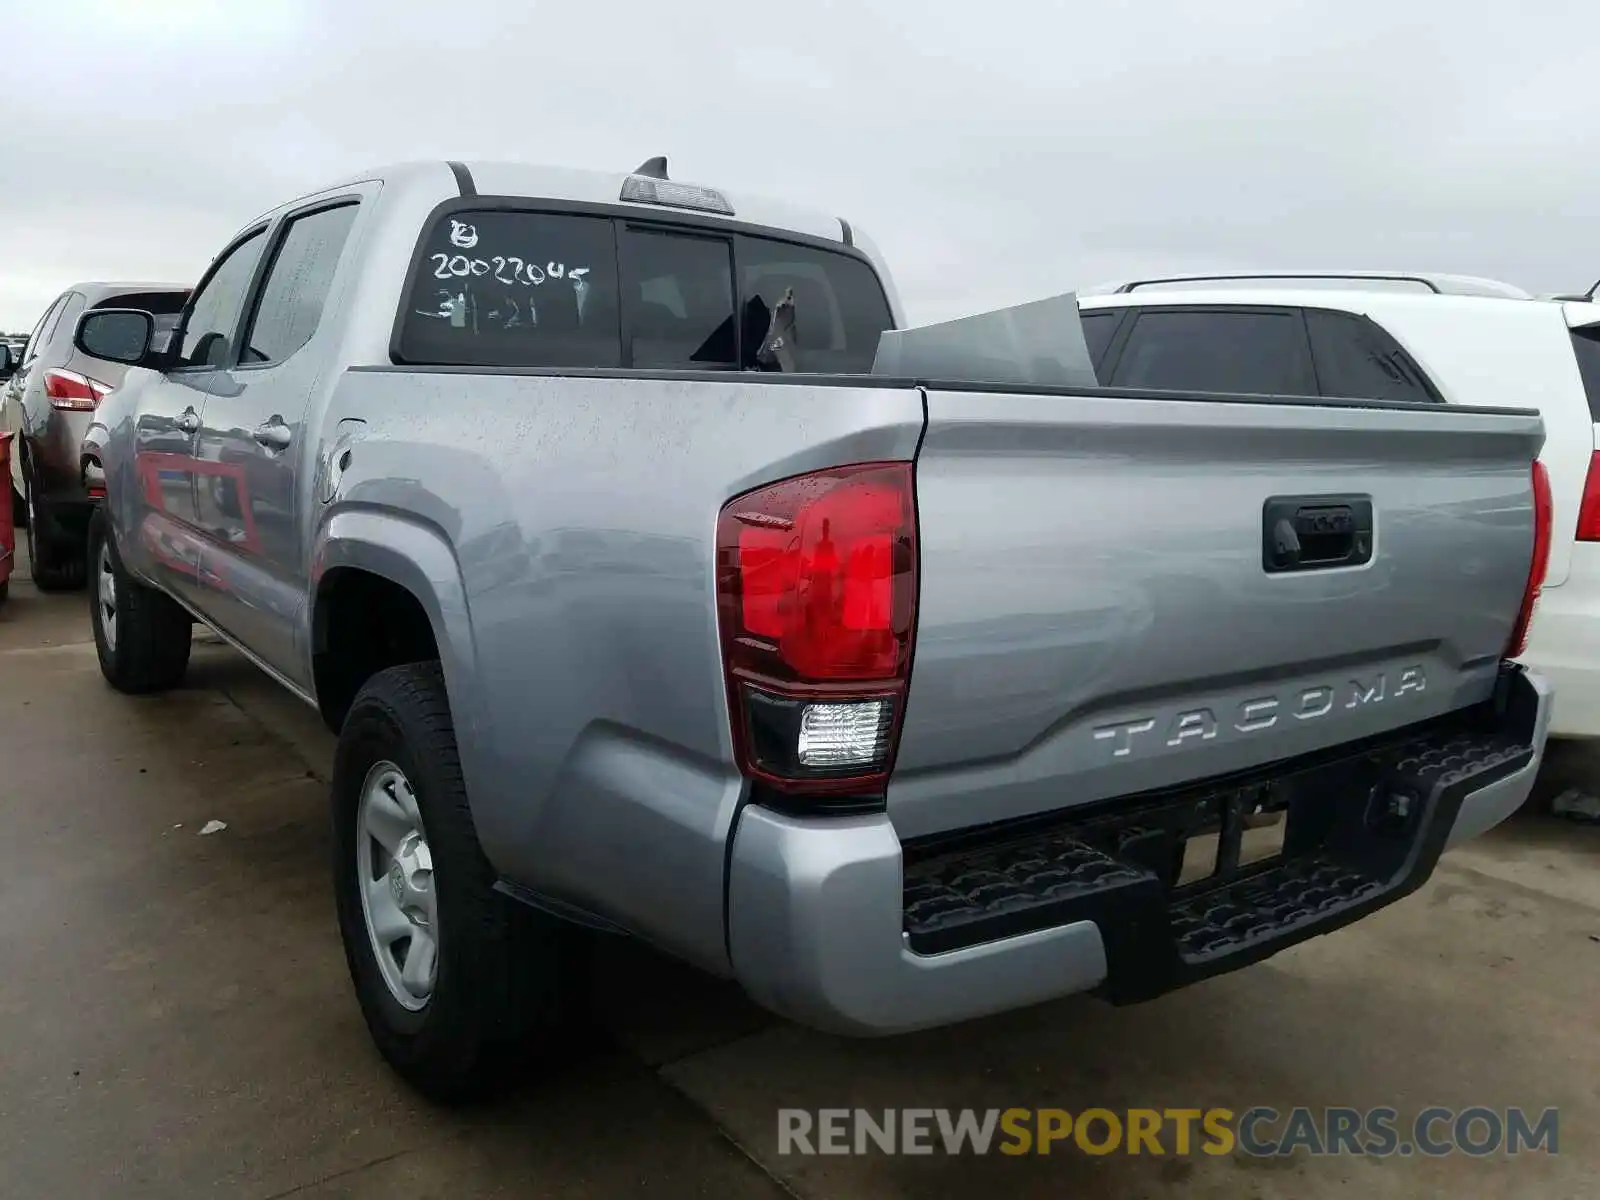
[97,540,118,652]
[356,761,438,1011]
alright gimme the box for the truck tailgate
[890,386,1545,839]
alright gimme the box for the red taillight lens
[43,368,111,411]
[1508,459,1553,659]
[1576,450,1600,542]
[716,462,918,798]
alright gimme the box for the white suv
[1077,272,1600,739]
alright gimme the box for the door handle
[253,419,292,450]
[176,408,200,434]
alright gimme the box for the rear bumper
[726,668,1549,1035]
[22,409,93,546]
[25,408,93,497]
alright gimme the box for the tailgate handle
[1263,495,1373,573]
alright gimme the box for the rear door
[195,195,363,687]
[3,293,68,498]
[23,290,87,495]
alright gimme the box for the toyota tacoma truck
[74,157,1554,1100]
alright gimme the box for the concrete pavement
[2,551,1597,1198]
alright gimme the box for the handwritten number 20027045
[428,253,591,288]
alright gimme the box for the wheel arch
[310,508,482,743]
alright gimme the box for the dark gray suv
[3,282,188,588]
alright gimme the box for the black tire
[332,662,589,1102]
[88,508,192,693]
[23,456,84,591]
[10,481,25,529]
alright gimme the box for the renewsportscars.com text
[777,1106,1559,1158]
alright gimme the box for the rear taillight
[43,368,111,411]
[1577,450,1600,541]
[715,462,918,801]
[1508,459,1553,659]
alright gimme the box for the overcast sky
[4,0,1599,331]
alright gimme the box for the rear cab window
[737,236,894,373]
[623,227,736,369]
[395,206,894,373]
[402,211,622,369]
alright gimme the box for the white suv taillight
[715,462,918,803]
[1576,449,1600,542]
[1508,459,1553,659]
[43,368,111,411]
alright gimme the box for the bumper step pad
[1170,858,1382,961]
[901,685,1536,1003]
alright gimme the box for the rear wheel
[332,662,590,1102]
[88,508,192,693]
[10,481,25,529]
[23,456,84,591]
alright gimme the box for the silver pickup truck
[75,158,1555,1100]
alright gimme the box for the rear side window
[399,211,621,368]
[1110,309,1314,396]
[23,295,66,360]
[1571,329,1600,422]
[36,292,83,356]
[1078,309,1120,366]
[1306,309,1437,403]
[242,203,360,366]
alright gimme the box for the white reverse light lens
[797,700,892,769]
[619,175,735,215]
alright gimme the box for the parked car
[1077,272,1600,739]
[2,282,189,587]
[78,163,1552,1101]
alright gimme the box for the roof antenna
[1587,277,1600,302]
[633,156,669,180]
